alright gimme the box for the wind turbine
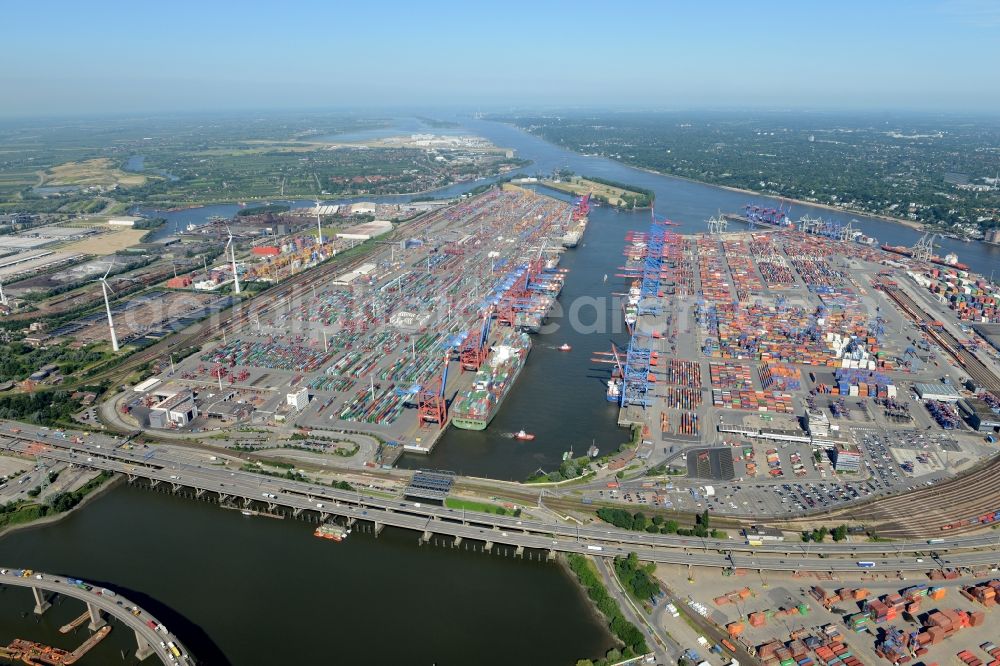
[226,226,241,294]
[315,200,324,245]
[99,262,120,352]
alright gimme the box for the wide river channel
[6,117,994,662]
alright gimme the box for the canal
[0,484,613,665]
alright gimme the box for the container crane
[417,353,450,428]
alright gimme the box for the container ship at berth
[880,244,970,271]
[451,330,531,430]
[561,193,591,248]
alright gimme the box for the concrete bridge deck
[1,568,192,664]
[3,422,1000,574]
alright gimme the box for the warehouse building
[914,382,961,402]
[148,390,198,428]
[959,398,1000,433]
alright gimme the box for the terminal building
[914,382,961,402]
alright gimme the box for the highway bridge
[0,568,191,664]
[5,424,1000,574]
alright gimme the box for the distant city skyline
[2,0,999,117]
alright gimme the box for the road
[5,422,1000,573]
[0,568,190,664]
[594,556,676,664]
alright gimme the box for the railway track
[880,282,1000,393]
[777,453,1000,538]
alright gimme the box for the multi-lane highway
[5,421,1000,573]
[0,568,190,664]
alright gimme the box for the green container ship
[451,330,531,430]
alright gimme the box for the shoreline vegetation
[564,553,649,665]
[0,471,118,539]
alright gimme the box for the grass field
[60,228,146,254]
[444,497,516,515]
[42,158,148,188]
[541,177,643,207]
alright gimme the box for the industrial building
[914,382,962,402]
[287,388,310,411]
[743,526,785,542]
[959,398,1000,433]
[832,442,862,472]
[805,409,830,437]
[148,390,198,429]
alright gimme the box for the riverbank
[506,122,931,233]
[628,163,927,231]
[0,473,120,540]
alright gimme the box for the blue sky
[2,0,998,116]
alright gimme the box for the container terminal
[117,187,588,455]
[591,201,1000,531]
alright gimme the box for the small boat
[558,343,572,351]
[314,523,349,541]
[514,430,535,441]
[241,510,253,516]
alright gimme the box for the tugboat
[514,429,535,441]
[558,343,572,351]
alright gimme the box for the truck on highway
[167,642,181,658]
[857,561,876,568]
[586,545,603,552]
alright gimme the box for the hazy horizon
[2,0,1000,118]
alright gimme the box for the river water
[0,484,612,665]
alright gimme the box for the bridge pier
[134,630,154,661]
[31,587,50,615]
[195,488,206,498]
[373,522,384,537]
[515,545,524,558]
[319,512,329,522]
[484,541,494,552]
[170,483,181,493]
[243,497,252,508]
[127,474,138,484]
[292,507,303,517]
[219,493,229,503]
[346,517,356,527]
[87,602,106,631]
[547,549,556,562]
[149,479,160,489]
[420,530,432,544]
[267,502,277,512]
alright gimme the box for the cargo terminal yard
[590,209,1000,537]
[116,188,581,455]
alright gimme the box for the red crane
[418,354,450,428]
